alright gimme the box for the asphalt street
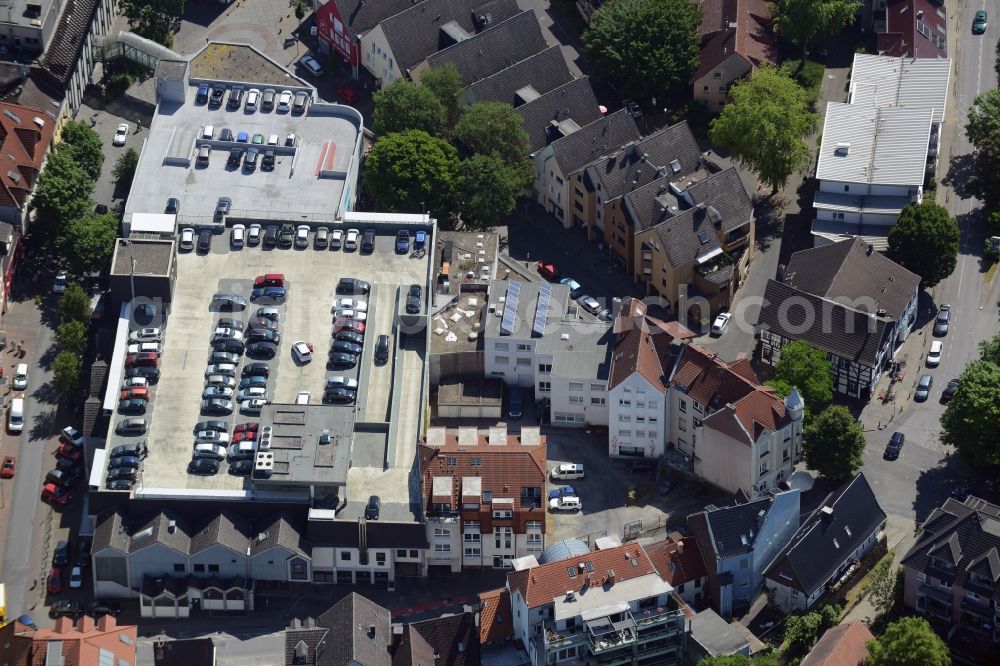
[859,0,1000,532]
[0,291,58,621]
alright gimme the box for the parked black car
[246,341,278,359]
[406,284,422,314]
[336,277,370,295]
[188,458,220,475]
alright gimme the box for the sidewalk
[841,515,916,624]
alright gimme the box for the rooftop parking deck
[104,225,432,496]
[123,81,363,228]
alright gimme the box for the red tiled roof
[800,620,873,666]
[644,535,707,586]
[692,0,777,82]
[507,543,658,608]
[419,433,546,512]
[608,299,693,391]
[27,616,137,666]
[479,587,513,644]
[0,102,54,214]
[676,345,789,443]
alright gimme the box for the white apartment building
[484,280,612,427]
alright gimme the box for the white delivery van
[8,398,24,433]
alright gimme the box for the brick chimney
[97,615,117,632]
[78,615,95,634]
[54,617,73,634]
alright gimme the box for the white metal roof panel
[869,106,933,185]
[849,53,951,123]
[815,103,877,183]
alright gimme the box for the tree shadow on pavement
[912,453,982,525]
[28,408,57,443]
[37,344,59,371]
[940,152,976,199]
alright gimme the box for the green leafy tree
[363,130,459,222]
[941,360,1000,466]
[886,201,959,287]
[59,120,105,181]
[457,152,530,228]
[866,617,949,666]
[58,284,91,323]
[863,556,901,619]
[697,657,749,666]
[783,611,822,654]
[55,320,88,355]
[803,406,865,481]
[112,148,140,192]
[120,0,184,45]
[59,212,118,276]
[774,0,860,59]
[372,80,446,136]
[980,332,1000,366]
[32,151,94,234]
[966,129,1000,208]
[52,350,81,396]
[582,0,701,101]
[966,88,1000,147]
[451,102,532,165]
[709,66,816,194]
[421,63,463,129]
[774,341,833,410]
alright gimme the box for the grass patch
[550,0,587,36]
[841,548,894,616]
[781,59,826,106]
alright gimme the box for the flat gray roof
[537,320,612,380]
[110,238,174,276]
[123,83,363,227]
[484,279,574,339]
[256,404,352,487]
[437,378,503,405]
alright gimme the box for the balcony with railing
[917,586,953,621]
[541,604,685,664]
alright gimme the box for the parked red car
[0,455,15,478]
[56,444,82,463]
[253,273,285,288]
[338,86,358,104]
[47,567,62,593]
[537,261,561,281]
[41,482,71,505]
[125,352,158,368]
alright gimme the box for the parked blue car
[548,486,577,500]
[236,131,249,143]
[250,286,286,304]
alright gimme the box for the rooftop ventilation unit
[835,142,851,155]
[253,451,274,478]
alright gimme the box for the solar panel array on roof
[500,281,521,335]
[532,283,550,337]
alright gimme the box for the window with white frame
[539,381,551,392]
[569,395,584,404]
[591,397,606,405]
[538,363,552,374]
[619,414,631,422]
[495,342,509,351]
[517,344,531,351]
[591,384,605,392]
[692,402,702,413]
[527,533,542,544]
[464,533,481,542]
[493,509,512,519]
[495,356,509,366]
[434,544,451,552]
[526,520,542,530]
[619,430,632,438]
[433,528,450,537]
[464,547,481,557]
[569,382,583,392]
[679,399,687,413]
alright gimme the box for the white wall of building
[608,373,667,457]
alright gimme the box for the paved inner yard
[128,231,428,492]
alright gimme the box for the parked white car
[195,430,230,444]
[231,224,246,247]
[927,340,943,367]
[295,225,310,247]
[113,123,129,146]
[344,228,360,251]
[53,272,67,293]
[128,328,161,343]
[292,341,313,364]
[332,298,367,312]
[711,312,732,336]
[330,228,344,250]
[121,376,148,390]
[180,228,195,250]
[277,90,293,112]
[549,496,582,512]
[334,309,367,322]
[205,363,237,377]
[12,363,27,390]
[213,327,243,341]
[127,342,161,355]
[245,88,260,111]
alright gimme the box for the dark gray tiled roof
[702,497,774,559]
[393,613,481,665]
[463,45,572,105]
[758,279,891,367]
[318,593,392,666]
[765,474,886,596]
[784,237,921,320]
[38,0,101,87]
[586,121,702,201]
[426,10,547,86]
[250,513,310,557]
[130,511,193,555]
[515,77,602,152]
[189,511,251,555]
[381,0,520,73]
[650,206,724,267]
[901,497,1000,603]
[685,167,752,233]
[92,508,130,553]
[549,109,641,176]
[307,518,430,549]
[332,0,426,37]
